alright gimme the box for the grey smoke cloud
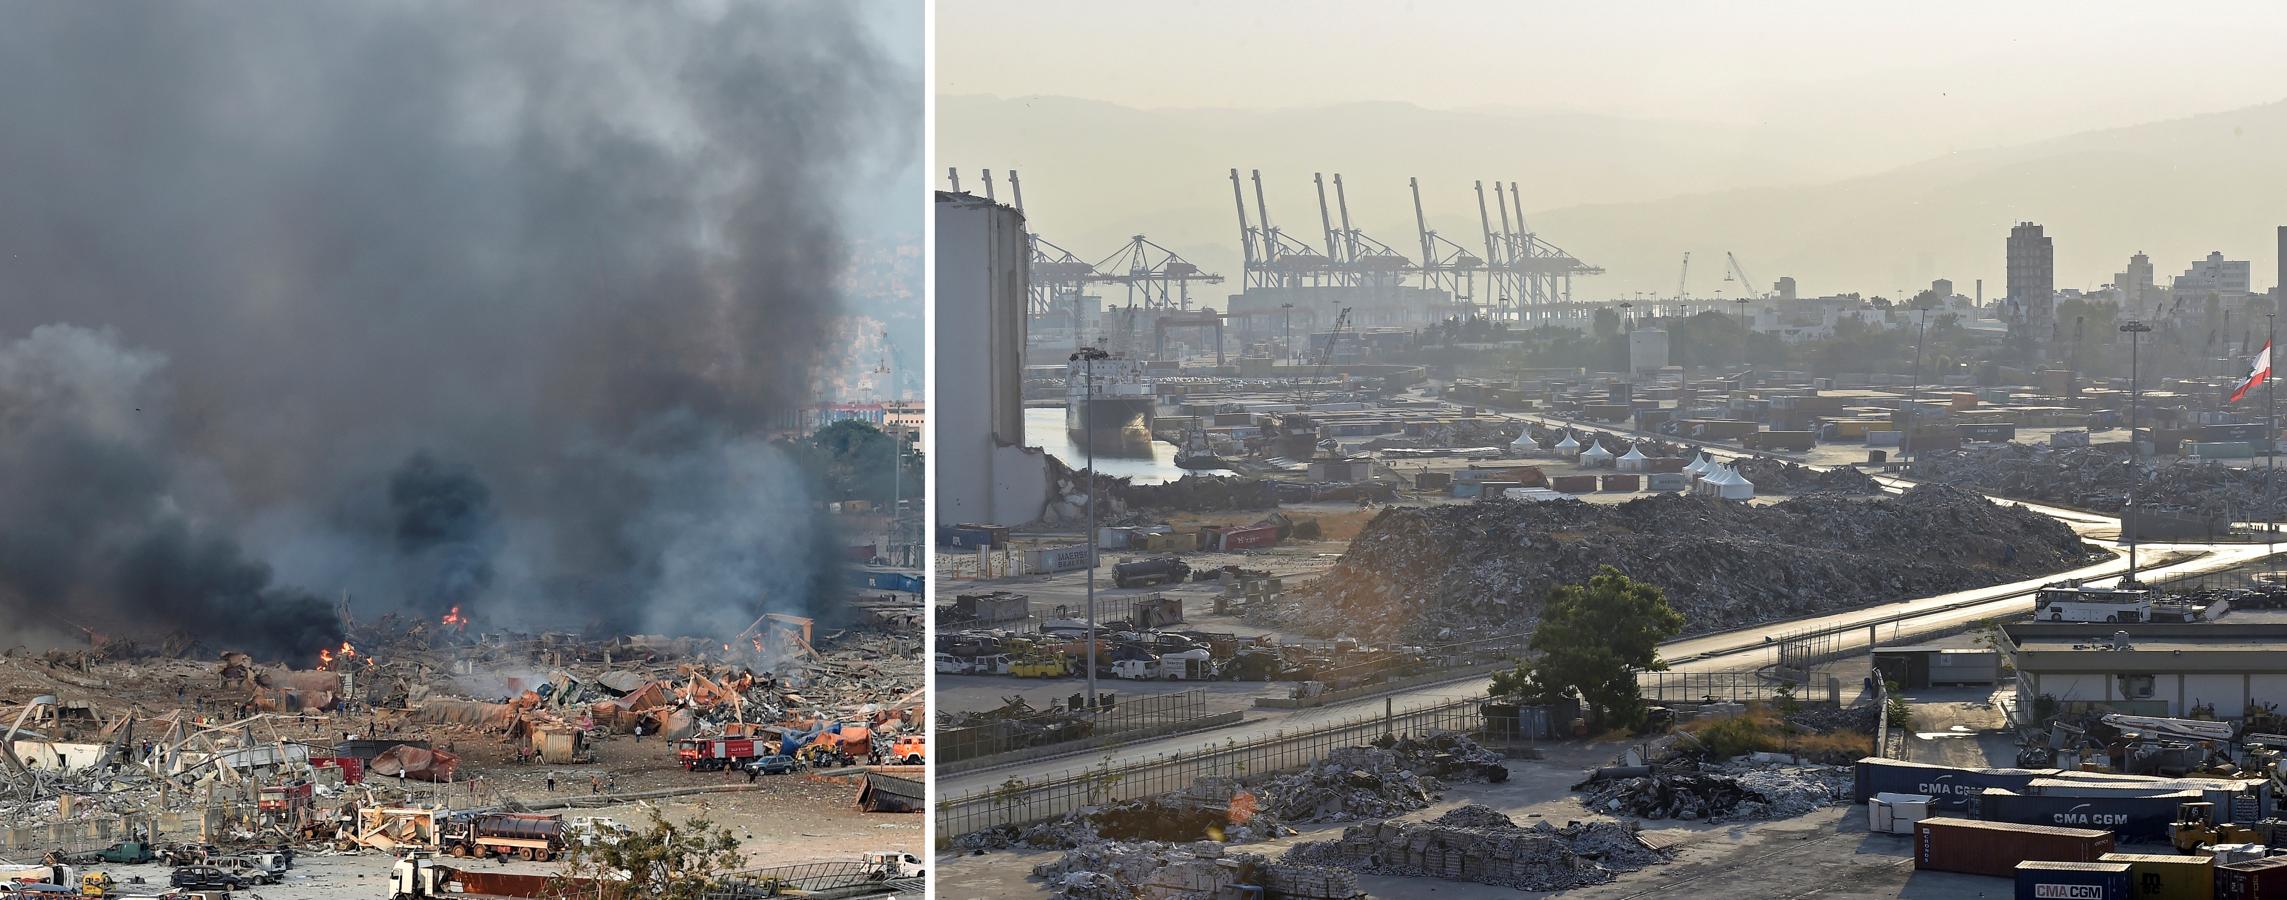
[0,2,916,659]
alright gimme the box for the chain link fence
[937,696,1485,841]
[1638,670,1822,704]
[939,689,1210,765]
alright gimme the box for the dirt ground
[934,733,2033,900]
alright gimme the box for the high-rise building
[2114,251,2157,311]
[2167,250,2252,319]
[2006,222,2055,349]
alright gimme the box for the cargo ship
[1067,355,1155,445]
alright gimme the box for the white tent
[1553,432,1582,459]
[1579,440,1615,468]
[1701,465,1756,500]
[1615,445,1651,473]
[1508,428,1539,455]
[1682,453,1711,477]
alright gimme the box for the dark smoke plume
[0,2,916,660]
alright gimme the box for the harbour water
[1024,406,1183,485]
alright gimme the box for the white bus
[2032,585,2151,623]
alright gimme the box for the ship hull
[1067,397,1155,444]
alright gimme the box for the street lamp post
[1281,302,1294,365]
[2120,320,2152,584]
[1070,346,1109,707]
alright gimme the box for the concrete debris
[1731,457,1882,494]
[1034,841,1363,900]
[1281,808,1667,892]
[1576,762,1852,822]
[1254,484,2100,641]
[1912,443,2287,518]
[1429,803,1518,829]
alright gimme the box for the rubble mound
[1035,841,1360,900]
[1258,483,2100,640]
[1430,803,1517,829]
[1577,762,1851,822]
[1733,457,1881,494]
[1282,813,1668,892]
[1914,443,2287,517]
[1036,456,1279,525]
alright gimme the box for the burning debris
[1257,484,2100,641]
[1281,803,1669,892]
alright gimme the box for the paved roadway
[941,403,2281,798]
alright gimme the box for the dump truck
[1111,557,1190,589]
[439,813,566,862]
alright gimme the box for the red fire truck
[674,737,773,771]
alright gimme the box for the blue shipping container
[1980,788,2192,843]
[1854,758,2056,812]
[2014,861,2129,900]
[942,526,995,549]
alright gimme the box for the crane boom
[1725,251,1759,299]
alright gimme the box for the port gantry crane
[1472,180,1602,319]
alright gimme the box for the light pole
[2270,311,2277,576]
[1070,346,1109,707]
[1281,302,1295,364]
[2120,319,2152,584]
[1905,303,1931,469]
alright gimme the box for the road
[942,403,2282,798]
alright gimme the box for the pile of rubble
[1576,761,1852,822]
[1913,443,2287,517]
[1281,803,1667,892]
[1035,841,1363,900]
[1036,456,1281,525]
[1256,484,2100,640]
[1733,457,1881,495]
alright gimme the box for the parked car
[743,755,797,776]
[168,867,248,891]
[211,855,281,885]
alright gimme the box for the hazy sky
[942,0,2287,152]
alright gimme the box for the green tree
[555,809,743,900]
[1495,566,1684,731]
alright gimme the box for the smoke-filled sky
[0,2,919,661]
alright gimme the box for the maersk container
[1979,788,2195,843]
[2015,861,2131,900]
[1916,817,2114,878]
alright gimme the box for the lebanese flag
[2231,340,2273,403]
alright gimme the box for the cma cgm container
[1915,817,2114,878]
[1220,525,1280,552]
[2096,853,2213,900]
[1979,788,2196,843]
[2015,861,2131,900]
[1856,758,2054,811]
[2218,857,2287,900]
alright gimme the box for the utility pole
[2270,311,2278,579]
[1906,304,1931,470]
[1071,346,1109,708]
[1281,303,1295,365]
[2121,319,2152,584]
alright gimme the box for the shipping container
[1870,792,1935,834]
[1416,472,1453,491]
[1647,456,1689,474]
[1744,430,1817,451]
[2186,442,2257,460]
[2200,422,2270,444]
[2029,775,2271,824]
[845,543,877,562]
[1681,419,1759,439]
[1098,527,1134,550]
[1549,474,1599,493]
[1221,525,1279,552]
[1024,545,1094,574]
[2016,861,2131,900]
[1856,758,2057,810]
[1979,788,2194,842]
[1600,474,1639,492]
[2096,853,2213,900]
[1451,481,1483,499]
[1915,817,2115,878]
[1646,472,1690,492]
[2216,857,2287,900]
[1961,423,2021,443]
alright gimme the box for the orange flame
[441,606,465,628]
[317,641,358,671]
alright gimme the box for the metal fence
[938,689,1210,764]
[1637,670,1814,704]
[1775,626,1842,676]
[936,696,1485,840]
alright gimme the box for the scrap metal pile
[1257,484,2101,641]
[1913,443,2287,517]
[1035,841,1362,900]
[1245,734,1508,824]
[1575,763,1851,822]
[1036,457,1280,526]
[1280,803,1669,892]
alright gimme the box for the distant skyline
[939,0,2287,303]
[941,0,2287,160]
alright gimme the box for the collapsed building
[1256,484,2102,641]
